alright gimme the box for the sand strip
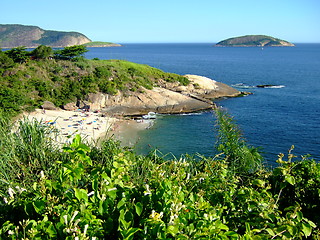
[24,109,116,144]
[23,109,153,146]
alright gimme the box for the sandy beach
[24,109,153,146]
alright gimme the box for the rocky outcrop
[41,101,57,110]
[180,75,241,98]
[64,75,242,116]
[87,87,213,115]
[0,24,91,48]
[63,102,78,111]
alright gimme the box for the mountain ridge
[0,24,92,48]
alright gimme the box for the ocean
[85,43,320,164]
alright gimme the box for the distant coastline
[0,24,121,48]
[83,41,122,47]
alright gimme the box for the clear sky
[1,0,319,43]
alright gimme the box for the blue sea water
[85,43,320,163]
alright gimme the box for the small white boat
[142,112,157,119]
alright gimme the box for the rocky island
[215,35,294,47]
[0,24,120,48]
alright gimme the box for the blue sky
[1,0,319,43]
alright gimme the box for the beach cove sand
[24,109,152,147]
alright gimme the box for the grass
[0,113,68,190]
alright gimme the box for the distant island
[215,35,294,47]
[83,41,121,47]
[0,24,120,48]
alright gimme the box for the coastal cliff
[82,74,241,115]
[0,53,241,116]
[0,24,121,48]
[215,35,294,47]
[0,24,91,48]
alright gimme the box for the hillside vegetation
[216,35,294,47]
[0,45,189,116]
[0,24,91,48]
[0,109,319,239]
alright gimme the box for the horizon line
[113,42,320,44]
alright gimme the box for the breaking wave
[232,83,285,89]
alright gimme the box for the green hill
[0,24,91,48]
[0,48,189,116]
[216,35,294,47]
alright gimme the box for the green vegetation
[215,110,263,175]
[0,109,319,239]
[31,45,54,60]
[54,45,88,61]
[4,47,30,63]
[0,45,189,116]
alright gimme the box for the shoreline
[110,119,154,147]
[23,109,151,146]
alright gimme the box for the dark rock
[257,85,274,88]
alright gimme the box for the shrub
[4,47,29,63]
[54,45,88,61]
[0,51,14,69]
[215,109,263,175]
[0,114,318,239]
[31,45,53,60]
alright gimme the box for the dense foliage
[54,45,88,61]
[0,46,190,116]
[0,110,319,239]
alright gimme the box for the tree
[4,46,29,63]
[31,45,53,60]
[54,45,88,61]
[0,50,14,68]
